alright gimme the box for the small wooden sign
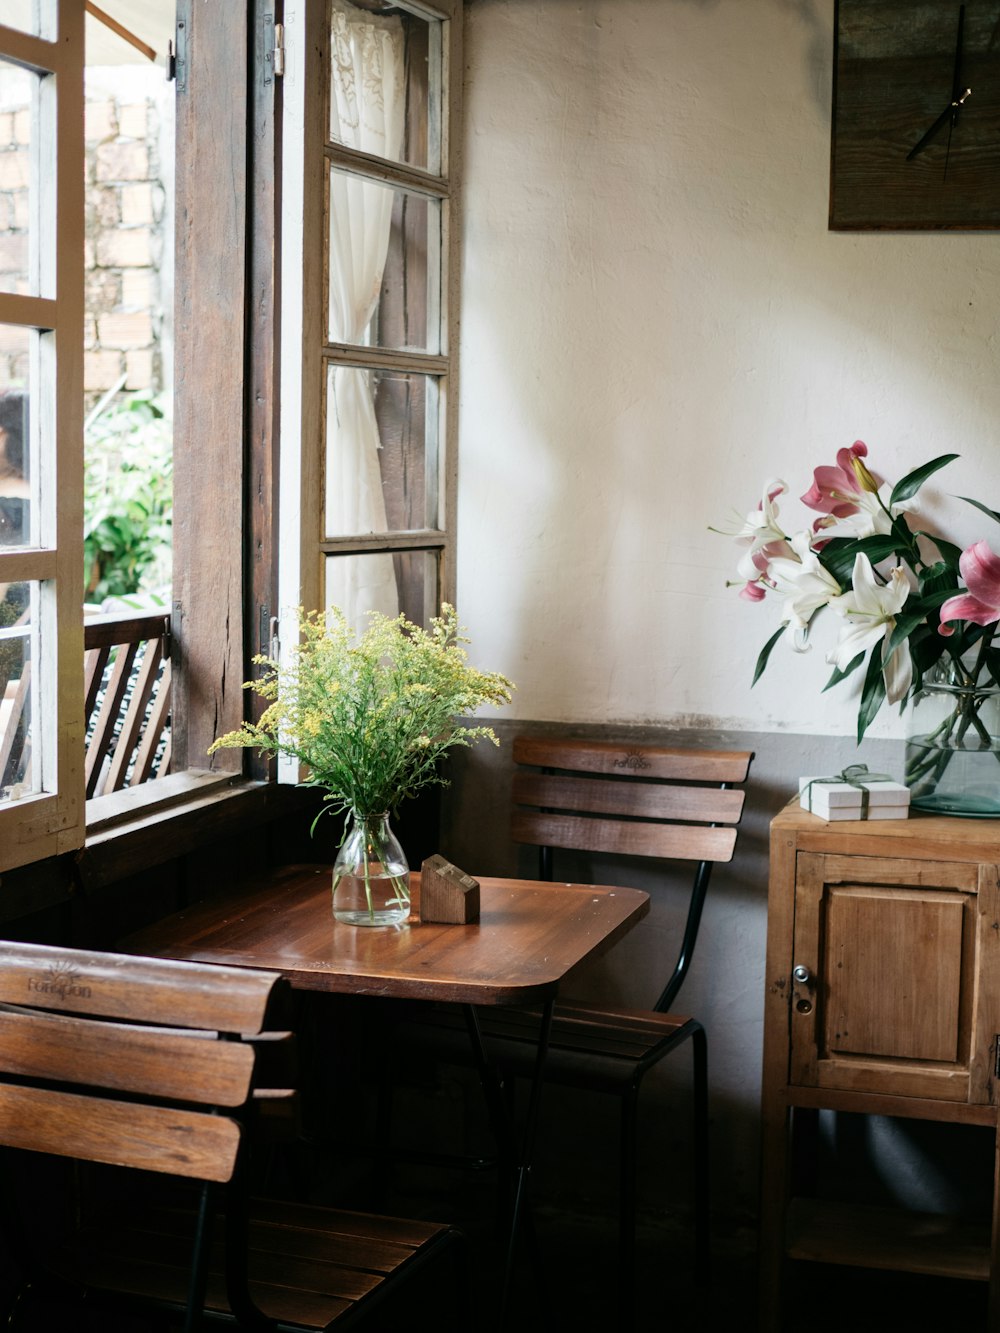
[420,854,480,925]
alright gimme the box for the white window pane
[324,363,439,540]
[328,168,440,354]
[329,0,440,173]
[0,57,54,298]
[0,59,33,295]
[0,578,37,803]
[324,549,438,634]
[1,2,57,41]
[0,327,32,546]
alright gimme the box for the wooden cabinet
[759,805,1000,1329]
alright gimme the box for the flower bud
[850,454,879,494]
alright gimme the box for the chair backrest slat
[0,941,295,1331]
[0,1005,256,1106]
[512,736,753,784]
[512,810,738,864]
[511,735,754,1011]
[0,1083,242,1182]
[0,941,283,1034]
[512,771,746,827]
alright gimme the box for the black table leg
[463,996,556,1324]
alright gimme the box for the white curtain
[326,0,405,630]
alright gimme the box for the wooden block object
[420,855,480,925]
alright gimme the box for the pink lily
[801,441,871,518]
[736,539,791,602]
[938,540,1000,636]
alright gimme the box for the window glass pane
[0,578,37,804]
[324,364,439,539]
[325,549,437,635]
[329,0,438,173]
[1,2,56,40]
[0,327,32,545]
[0,59,34,296]
[328,168,440,354]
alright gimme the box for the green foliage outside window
[83,390,172,605]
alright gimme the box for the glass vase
[904,664,1000,817]
[332,812,411,926]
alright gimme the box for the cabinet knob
[792,964,812,985]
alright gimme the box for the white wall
[457,0,1000,741]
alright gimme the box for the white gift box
[799,775,910,822]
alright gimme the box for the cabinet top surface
[771,798,1000,860]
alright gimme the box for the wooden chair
[0,941,466,1331]
[393,736,753,1331]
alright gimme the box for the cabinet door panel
[791,854,995,1103]
[824,888,964,1062]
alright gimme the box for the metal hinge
[169,18,187,91]
[264,16,285,83]
[995,1035,1000,1079]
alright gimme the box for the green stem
[906,669,1000,796]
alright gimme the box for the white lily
[827,553,912,703]
[735,478,788,552]
[766,531,842,632]
[813,485,900,541]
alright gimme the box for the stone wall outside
[0,67,173,410]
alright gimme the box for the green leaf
[914,535,963,569]
[889,453,958,507]
[884,611,925,657]
[822,652,864,692]
[752,625,786,686]
[817,535,906,586]
[917,563,959,601]
[905,587,962,615]
[958,495,1000,527]
[857,648,887,743]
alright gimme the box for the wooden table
[122,863,649,1003]
[123,864,650,1319]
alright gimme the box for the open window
[0,5,85,872]
[278,0,462,658]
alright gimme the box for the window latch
[261,607,279,664]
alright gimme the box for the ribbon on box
[801,763,894,819]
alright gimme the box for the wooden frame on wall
[830,0,1000,230]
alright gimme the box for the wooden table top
[121,865,650,1006]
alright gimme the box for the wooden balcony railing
[84,610,172,799]
[0,610,172,812]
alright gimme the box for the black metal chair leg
[372,1056,394,1208]
[691,1022,711,1286]
[618,1086,640,1333]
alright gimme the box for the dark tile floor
[366,1153,992,1333]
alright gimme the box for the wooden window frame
[1,0,464,887]
[277,0,462,670]
[0,8,85,873]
